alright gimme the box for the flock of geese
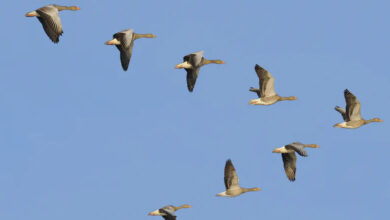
[25,3,383,220]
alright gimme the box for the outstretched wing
[114,31,134,71]
[335,106,348,121]
[224,159,239,190]
[285,143,308,157]
[282,153,297,181]
[249,87,261,98]
[36,6,63,43]
[159,209,176,220]
[255,64,276,98]
[186,68,199,92]
[344,89,362,121]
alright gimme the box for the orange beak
[25,12,36,17]
[175,64,184,69]
[105,40,115,45]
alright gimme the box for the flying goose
[249,64,297,105]
[272,142,319,181]
[25,4,80,43]
[148,204,191,220]
[334,89,383,129]
[105,29,156,71]
[216,159,260,197]
[175,51,225,92]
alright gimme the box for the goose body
[216,159,260,197]
[249,64,297,105]
[273,142,319,181]
[25,4,80,43]
[175,51,225,92]
[334,89,383,129]
[149,204,191,220]
[105,29,156,71]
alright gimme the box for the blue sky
[1,0,389,219]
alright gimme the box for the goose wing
[113,30,134,71]
[255,64,276,98]
[335,106,348,121]
[344,89,362,121]
[36,6,63,43]
[184,51,203,67]
[159,209,176,220]
[285,142,308,157]
[224,159,240,190]
[183,52,203,92]
[186,68,199,92]
[282,153,297,181]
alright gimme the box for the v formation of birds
[25,3,384,219]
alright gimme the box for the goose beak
[25,12,36,17]
[148,210,160,216]
[175,64,184,69]
[333,124,342,128]
[249,99,258,105]
[272,149,280,153]
[105,39,119,45]
[75,7,81,10]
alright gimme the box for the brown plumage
[25,4,80,43]
[273,142,319,181]
[334,89,383,129]
[249,64,297,105]
[175,51,225,92]
[216,159,261,197]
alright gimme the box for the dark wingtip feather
[122,64,129,71]
[254,64,261,71]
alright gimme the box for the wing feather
[254,64,276,98]
[282,153,297,181]
[36,6,63,43]
[344,89,362,121]
[285,143,308,157]
[224,159,239,190]
[114,32,135,71]
[186,68,199,92]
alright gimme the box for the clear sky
[1,0,389,219]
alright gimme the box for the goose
[272,142,319,181]
[105,29,156,71]
[25,4,80,43]
[148,204,191,220]
[216,159,260,197]
[334,89,383,129]
[249,64,297,105]
[175,51,225,92]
